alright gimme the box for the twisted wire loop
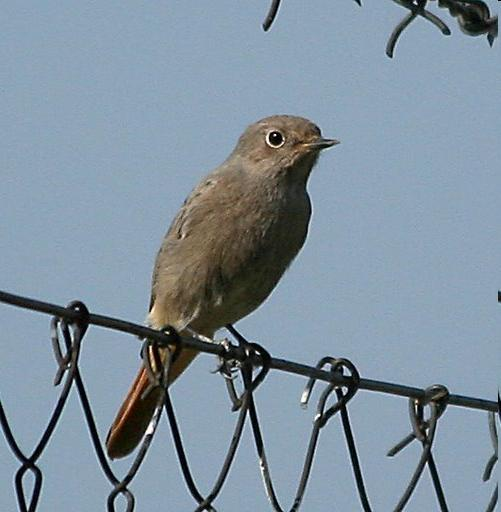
[300,357,372,511]
[386,0,452,58]
[387,384,450,511]
[260,0,497,58]
[482,412,498,512]
[0,301,88,512]
[140,326,181,400]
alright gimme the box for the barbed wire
[0,289,498,511]
[261,0,498,57]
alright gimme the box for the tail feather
[106,348,198,459]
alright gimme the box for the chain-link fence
[0,290,498,511]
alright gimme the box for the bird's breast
[200,184,311,328]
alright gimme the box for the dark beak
[305,137,340,151]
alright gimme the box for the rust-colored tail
[106,348,198,459]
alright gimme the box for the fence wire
[0,289,498,511]
[261,0,498,57]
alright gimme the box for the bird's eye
[265,130,285,148]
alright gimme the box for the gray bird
[106,115,339,459]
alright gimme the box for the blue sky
[1,2,499,510]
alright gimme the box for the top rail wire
[0,290,496,412]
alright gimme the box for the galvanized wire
[0,289,499,511]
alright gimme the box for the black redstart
[106,115,339,459]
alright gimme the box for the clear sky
[1,1,499,511]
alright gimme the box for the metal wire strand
[0,302,88,512]
[485,486,498,512]
[482,412,498,512]
[107,345,177,512]
[164,392,217,512]
[389,385,450,511]
[191,359,259,511]
[262,0,282,31]
[333,367,373,512]
[483,412,498,482]
[386,0,451,58]
[73,372,135,512]
[0,402,43,512]
[243,355,363,512]
[55,306,136,512]
[161,326,268,511]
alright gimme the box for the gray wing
[148,176,222,312]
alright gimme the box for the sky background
[1,1,499,511]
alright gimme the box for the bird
[105,115,339,459]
